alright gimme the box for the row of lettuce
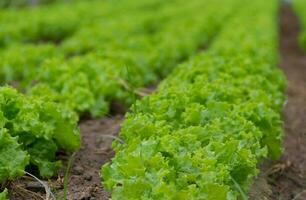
[293,0,306,50]
[0,0,242,198]
[101,0,286,199]
[0,0,177,47]
[0,0,57,8]
[1,0,238,118]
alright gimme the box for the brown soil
[9,116,122,200]
[59,116,123,200]
[249,4,306,200]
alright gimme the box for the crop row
[293,0,306,50]
[0,86,80,196]
[0,0,169,46]
[0,0,239,118]
[0,0,243,198]
[0,0,60,8]
[101,0,286,199]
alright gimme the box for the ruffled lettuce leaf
[0,129,29,182]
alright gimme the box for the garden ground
[8,4,306,200]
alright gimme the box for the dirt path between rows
[59,116,122,199]
[10,116,122,199]
[250,4,306,200]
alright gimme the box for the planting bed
[3,2,306,200]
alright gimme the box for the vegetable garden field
[0,0,306,199]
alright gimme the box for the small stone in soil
[85,175,93,181]
[74,166,84,175]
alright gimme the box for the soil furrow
[250,4,306,200]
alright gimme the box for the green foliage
[0,0,60,8]
[101,0,286,199]
[0,129,29,182]
[0,0,242,194]
[293,0,306,50]
[0,86,80,180]
[0,0,287,198]
[0,189,8,200]
[0,44,60,84]
[0,0,237,117]
[0,0,27,8]
[0,0,177,47]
